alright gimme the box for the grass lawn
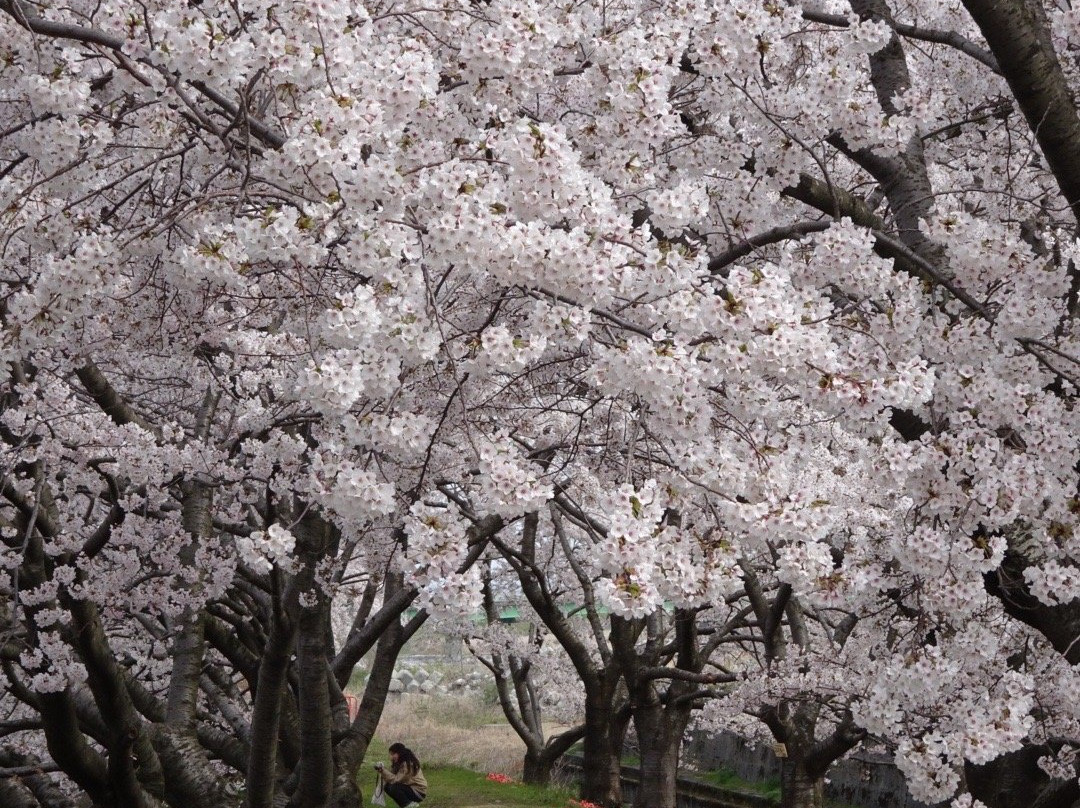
[695,766,781,802]
[359,763,585,808]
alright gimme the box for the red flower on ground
[485,772,514,784]
[569,800,603,808]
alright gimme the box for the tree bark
[66,598,166,807]
[165,479,213,731]
[0,749,77,808]
[245,579,297,808]
[521,748,551,787]
[961,0,1080,310]
[629,702,688,808]
[580,679,624,808]
[610,609,701,808]
[961,0,1080,219]
[520,725,585,786]
[779,758,824,808]
[149,726,243,808]
[164,611,207,730]
[0,775,41,808]
[290,593,333,808]
[986,545,1080,666]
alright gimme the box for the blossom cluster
[1,0,1078,803]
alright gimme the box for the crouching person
[375,742,427,808]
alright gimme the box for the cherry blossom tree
[2,1,1080,808]
[0,0,520,803]
[464,561,586,786]
[490,510,632,806]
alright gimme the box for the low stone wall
[682,730,937,808]
[386,661,488,697]
[560,755,775,808]
[561,731,940,808]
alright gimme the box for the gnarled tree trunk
[580,680,625,808]
[779,758,824,808]
[629,701,689,808]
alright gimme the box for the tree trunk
[166,480,212,731]
[521,741,569,787]
[290,596,334,808]
[779,759,824,808]
[522,748,552,787]
[623,663,693,808]
[580,685,622,808]
[149,727,244,808]
[288,516,337,808]
[520,725,586,787]
[245,590,296,808]
[631,708,683,808]
[330,600,414,808]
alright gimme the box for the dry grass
[372,693,528,777]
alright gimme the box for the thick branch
[985,546,1080,666]
[20,689,110,805]
[961,0,1080,222]
[245,576,297,808]
[332,515,502,685]
[496,512,604,685]
[0,757,72,808]
[74,362,154,433]
[164,479,213,731]
[800,4,1000,74]
[0,0,123,48]
[636,667,738,685]
[708,220,831,275]
[66,598,166,806]
[805,712,866,778]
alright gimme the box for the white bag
[371,771,386,806]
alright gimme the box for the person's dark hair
[389,742,421,776]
